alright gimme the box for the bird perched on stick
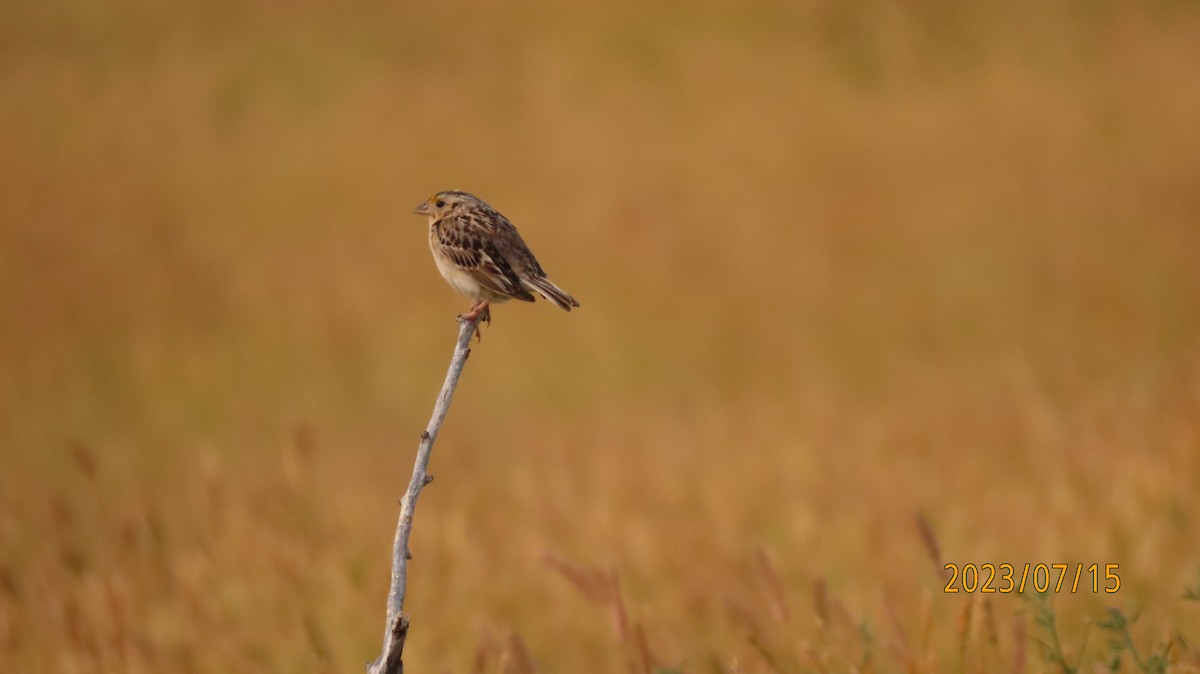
[414,190,579,335]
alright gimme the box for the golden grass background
[3,0,1200,671]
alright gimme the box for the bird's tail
[524,276,580,311]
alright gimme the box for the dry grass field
[3,0,1200,671]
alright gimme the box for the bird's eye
[435,200,445,208]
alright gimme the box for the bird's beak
[413,201,433,216]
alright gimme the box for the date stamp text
[943,563,1120,594]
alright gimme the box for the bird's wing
[488,212,550,279]
[433,214,536,301]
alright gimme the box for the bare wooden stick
[368,315,480,674]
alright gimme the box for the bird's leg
[459,300,491,341]
[460,300,490,322]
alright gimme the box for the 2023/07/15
[943,563,1120,594]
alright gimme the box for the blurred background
[3,0,1200,671]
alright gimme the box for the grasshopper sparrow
[414,190,579,327]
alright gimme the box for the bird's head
[413,190,482,219]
